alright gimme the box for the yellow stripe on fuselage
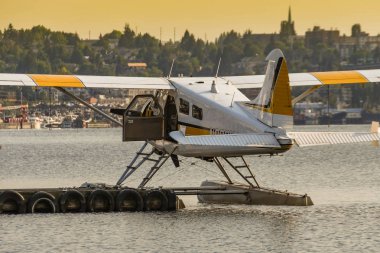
[184,126,210,136]
[28,75,85,88]
[311,71,368,85]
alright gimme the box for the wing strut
[292,85,322,105]
[55,87,122,127]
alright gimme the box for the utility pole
[174,27,176,42]
[160,27,162,43]
[327,85,330,127]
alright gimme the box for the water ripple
[0,127,379,252]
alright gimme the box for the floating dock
[0,180,313,215]
[0,183,184,214]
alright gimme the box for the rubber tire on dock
[144,190,169,211]
[59,190,86,213]
[115,189,144,212]
[87,189,115,212]
[165,190,177,211]
[0,190,26,214]
[28,191,58,213]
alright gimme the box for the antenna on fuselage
[211,57,222,94]
[168,58,176,79]
[230,92,236,107]
[215,57,221,78]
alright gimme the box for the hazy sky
[2,0,380,41]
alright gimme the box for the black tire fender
[87,189,115,212]
[144,190,169,211]
[165,190,177,211]
[59,190,86,213]
[115,189,143,212]
[28,191,57,213]
[0,190,26,214]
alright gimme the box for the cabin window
[179,98,190,115]
[192,105,203,120]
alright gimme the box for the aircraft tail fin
[247,49,293,128]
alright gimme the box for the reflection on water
[0,126,379,252]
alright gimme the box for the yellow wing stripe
[311,71,369,85]
[28,75,85,88]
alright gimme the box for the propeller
[171,154,180,167]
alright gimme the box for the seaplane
[1,49,380,210]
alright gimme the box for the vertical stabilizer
[247,49,293,128]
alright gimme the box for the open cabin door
[122,95,164,141]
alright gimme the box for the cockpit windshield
[128,96,153,112]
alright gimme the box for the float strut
[221,156,260,188]
[213,157,233,184]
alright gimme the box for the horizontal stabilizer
[169,131,281,148]
[288,131,380,147]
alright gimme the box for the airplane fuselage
[149,77,293,158]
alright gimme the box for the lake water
[0,126,379,252]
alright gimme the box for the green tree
[372,46,380,63]
[180,30,196,52]
[118,24,135,48]
[70,47,84,64]
[103,30,122,40]
[3,24,18,40]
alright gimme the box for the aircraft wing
[170,130,380,148]
[2,69,380,89]
[0,74,173,89]
[167,131,283,157]
[170,131,281,148]
[225,69,380,89]
[288,131,380,147]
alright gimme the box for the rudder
[247,49,293,128]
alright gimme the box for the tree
[118,24,135,48]
[70,47,84,64]
[115,56,127,75]
[103,30,122,40]
[135,33,159,49]
[36,60,52,73]
[16,51,37,73]
[349,48,368,65]
[30,25,50,42]
[217,31,244,75]
[3,24,18,40]
[180,30,196,52]
[50,32,68,45]
[244,43,260,57]
[372,46,380,63]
